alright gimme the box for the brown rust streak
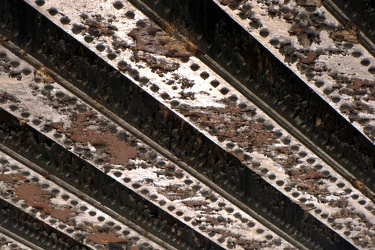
[0,173,26,184]
[176,104,331,198]
[287,168,328,196]
[15,183,50,209]
[54,112,138,165]
[331,29,359,44]
[296,0,323,7]
[128,21,192,57]
[300,51,317,65]
[218,0,235,6]
[349,78,374,90]
[15,182,75,222]
[86,232,128,244]
[177,104,275,152]
[45,207,75,223]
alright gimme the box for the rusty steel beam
[0,1,359,249]
[0,198,89,250]
[0,0,374,249]
[0,227,42,250]
[323,0,375,54]
[0,108,220,250]
[128,0,375,197]
[0,38,299,249]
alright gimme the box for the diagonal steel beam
[0,228,42,250]
[323,0,375,55]
[0,198,89,250]
[127,0,375,198]
[0,1,357,249]
[0,108,220,250]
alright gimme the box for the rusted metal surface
[211,0,375,140]
[0,42,298,249]
[0,0,374,249]
[323,0,375,49]
[0,107,219,249]
[131,0,375,196]
[0,197,88,250]
[0,41,301,249]
[0,149,164,250]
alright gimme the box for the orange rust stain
[55,112,138,165]
[352,179,366,192]
[0,173,26,184]
[16,183,50,209]
[34,67,55,84]
[0,174,14,183]
[70,129,137,165]
[15,182,75,222]
[44,207,75,223]
[86,233,128,244]
[349,78,374,90]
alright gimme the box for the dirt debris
[132,51,180,72]
[78,14,118,37]
[331,29,359,44]
[182,200,209,207]
[287,168,329,196]
[177,104,275,152]
[158,184,195,201]
[288,168,323,181]
[128,21,192,57]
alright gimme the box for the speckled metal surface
[213,0,375,142]
[133,0,375,196]
[0,0,374,249]
[0,149,164,250]
[0,42,295,249]
[0,196,88,250]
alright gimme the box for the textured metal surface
[131,0,375,196]
[0,230,39,250]
[0,146,165,250]
[0,37,305,249]
[0,1,357,249]
[0,41,300,250]
[0,107,221,250]
[324,0,375,49]
[0,0,374,249]
[0,198,88,250]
